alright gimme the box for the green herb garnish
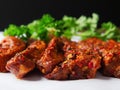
[3,13,120,42]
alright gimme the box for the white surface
[0,32,120,90]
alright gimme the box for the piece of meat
[78,38,105,54]
[0,36,26,72]
[6,40,46,78]
[37,37,65,74]
[45,38,101,80]
[100,40,120,78]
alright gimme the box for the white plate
[0,32,120,90]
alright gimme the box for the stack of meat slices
[6,40,46,78]
[1,36,120,80]
[40,37,102,80]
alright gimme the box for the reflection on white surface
[0,32,4,40]
[0,32,120,90]
[71,36,81,42]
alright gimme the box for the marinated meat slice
[6,53,35,78]
[6,40,46,78]
[45,38,101,80]
[0,36,26,72]
[45,60,72,80]
[78,38,105,54]
[44,39,77,80]
[26,40,46,62]
[100,40,120,78]
[37,37,65,74]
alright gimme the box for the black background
[0,0,119,30]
